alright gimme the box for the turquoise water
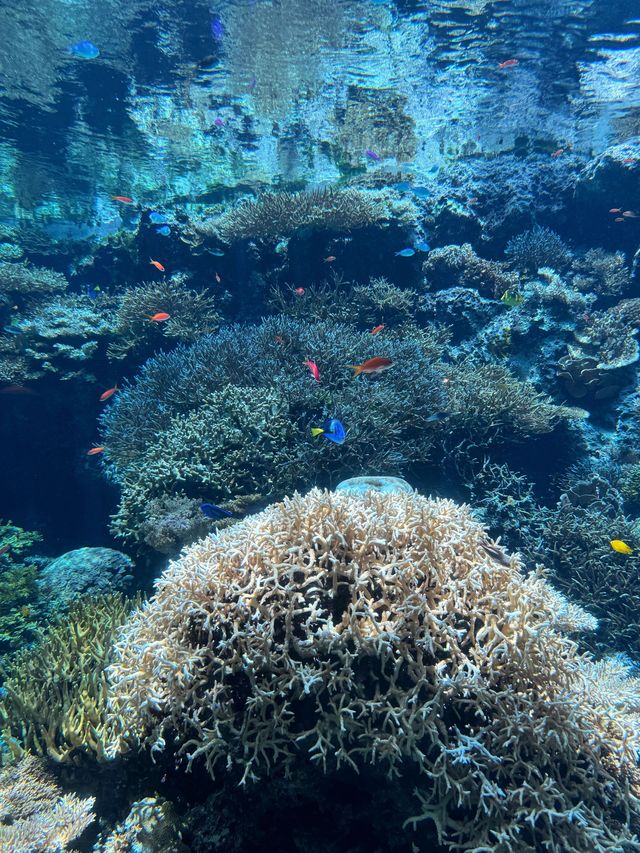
[1,1,640,850]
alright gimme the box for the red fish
[0,544,10,557]
[324,256,336,263]
[150,259,165,272]
[371,324,385,335]
[610,208,622,213]
[112,195,134,204]
[623,211,638,218]
[498,59,519,69]
[623,158,637,165]
[350,357,393,377]
[87,446,105,456]
[149,312,171,322]
[294,287,305,296]
[274,335,285,345]
[551,148,564,158]
[303,359,320,382]
[99,385,118,402]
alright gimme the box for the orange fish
[150,259,165,272]
[615,217,625,222]
[350,357,393,376]
[623,211,638,218]
[274,335,285,345]
[498,59,519,69]
[294,287,305,296]
[610,208,622,214]
[214,272,221,283]
[303,358,321,382]
[551,149,564,158]
[324,256,336,263]
[99,385,118,402]
[149,312,170,322]
[112,195,133,204]
[371,324,385,335]
[87,446,105,456]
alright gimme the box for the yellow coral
[107,488,640,850]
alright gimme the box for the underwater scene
[3,0,640,850]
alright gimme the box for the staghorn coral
[0,755,95,851]
[505,225,572,273]
[94,797,187,853]
[422,243,518,298]
[107,276,220,361]
[0,593,138,765]
[0,521,43,659]
[107,488,640,851]
[198,188,388,243]
[571,248,632,297]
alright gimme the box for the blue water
[1,0,640,850]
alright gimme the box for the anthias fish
[99,385,118,402]
[303,359,321,382]
[371,324,385,335]
[149,312,170,322]
[112,195,133,204]
[150,259,165,271]
[498,59,519,68]
[87,446,105,456]
[350,357,393,376]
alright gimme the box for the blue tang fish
[311,418,346,445]
[395,247,415,257]
[67,41,100,59]
[156,225,171,236]
[200,503,234,520]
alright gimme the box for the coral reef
[0,755,95,851]
[0,261,67,299]
[198,188,389,242]
[571,248,631,298]
[0,594,137,765]
[94,797,187,853]
[107,276,221,362]
[107,488,640,851]
[422,243,518,297]
[505,225,572,273]
[334,86,417,166]
[37,547,135,611]
[0,521,43,658]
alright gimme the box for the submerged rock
[37,546,134,609]
[335,475,413,494]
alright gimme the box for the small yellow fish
[610,539,633,554]
[500,289,523,307]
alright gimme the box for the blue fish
[200,503,234,520]
[149,212,166,224]
[67,40,100,59]
[209,248,225,256]
[156,225,171,236]
[211,15,225,40]
[415,241,430,252]
[393,181,412,191]
[322,418,346,445]
[395,247,415,257]
[411,186,431,199]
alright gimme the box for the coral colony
[1,0,640,850]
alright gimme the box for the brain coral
[107,489,640,851]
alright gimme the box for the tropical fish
[150,259,165,271]
[393,181,412,191]
[415,241,430,252]
[324,256,336,263]
[350,357,393,376]
[498,59,519,68]
[294,287,305,296]
[209,249,225,257]
[371,324,385,335]
[623,158,637,165]
[500,290,524,307]
[424,412,448,423]
[156,226,171,236]
[112,195,133,204]
[0,544,10,557]
[480,539,511,566]
[311,418,346,445]
[551,149,564,158]
[149,312,170,322]
[99,385,118,402]
[67,40,100,59]
[87,446,105,456]
[214,272,221,283]
[623,211,638,218]
[200,502,234,519]
[615,217,625,222]
[610,208,622,213]
[211,15,225,39]
[274,335,285,345]
[610,539,633,554]
[365,149,381,162]
[411,187,431,199]
[395,248,415,257]
[0,384,37,395]
[149,212,166,224]
[303,359,321,382]
[214,117,225,127]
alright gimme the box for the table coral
[107,488,640,851]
